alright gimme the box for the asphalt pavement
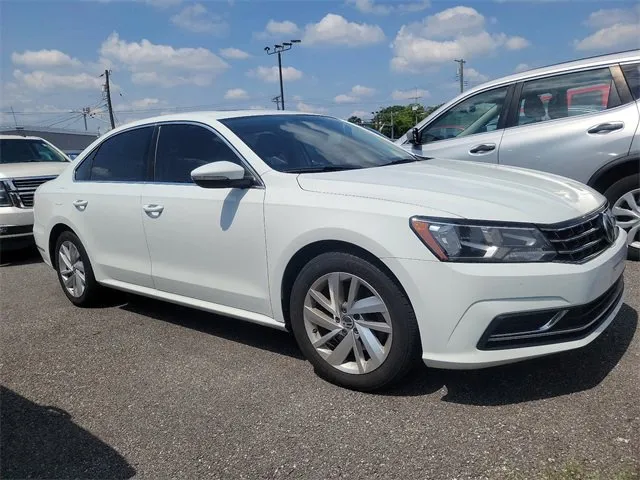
[1,247,638,480]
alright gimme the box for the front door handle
[143,204,164,218]
[587,121,624,134]
[72,200,88,211]
[469,143,496,154]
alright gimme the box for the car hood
[0,162,70,180]
[296,159,605,224]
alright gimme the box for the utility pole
[10,106,18,127]
[411,88,422,125]
[454,59,466,94]
[101,69,116,129]
[390,111,395,140]
[82,107,90,131]
[272,95,282,110]
[264,40,301,111]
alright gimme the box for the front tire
[604,175,640,261]
[289,252,421,391]
[54,231,103,306]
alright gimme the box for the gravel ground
[1,248,638,480]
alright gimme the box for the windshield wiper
[284,165,362,173]
[380,157,427,167]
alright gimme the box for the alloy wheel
[612,188,640,250]
[303,272,392,375]
[58,240,86,298]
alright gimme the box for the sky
[1,0,639,133]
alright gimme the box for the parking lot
[1,248,638,480]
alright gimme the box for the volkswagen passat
[33,112,628,391]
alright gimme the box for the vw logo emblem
[602,210,616,244]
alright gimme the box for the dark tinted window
[517,68,621,126]
[221,114,415,172]
[74,150,95,181]
[0,139,68,164]
[622,62,640,100]
[89,127,153,182]
[154,124,241,183]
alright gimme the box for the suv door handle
[143,204,164,218]
[587,122,624,134]
[469,143,496,154]
[72,200,88,211]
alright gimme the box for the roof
[0,134,46,141]
[103,109,326,135]
[0,125,99,136]
[463,49,640,97]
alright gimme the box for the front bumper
[0,206,34,239]
[383,227,628,369]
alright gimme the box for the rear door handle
[587,122,624,134]
[469,143,496,154]
[143,204,164,218]
[72,200,88,211]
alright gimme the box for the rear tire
[603,174,640,261]
[289,252,421,392]
[54,231,104,306]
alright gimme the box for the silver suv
[397,50,640,258]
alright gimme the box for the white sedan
[33,111,628,391]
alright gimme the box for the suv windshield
[220,114,416,173]
[0,139,69,164]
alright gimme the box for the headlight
[0,182,12,207]
[410,217,556,263]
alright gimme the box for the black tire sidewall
[54,231,99,306]
[603,174,640,260]
[289,252,420,391]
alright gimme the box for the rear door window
[621,62,640,100]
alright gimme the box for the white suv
[33,112,627,391]
[0,135,70,250]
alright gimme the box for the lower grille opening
[477,275,624,350]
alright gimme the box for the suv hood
[0,162,70,180]
[296,159,605,224]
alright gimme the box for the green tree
[371,103,444,138]
[347,115,362,125]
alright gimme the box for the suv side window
[420,86,509,143]
[621,62,640,100]
[86,127,153,182]
[517,68,622,126]
[154,124,242,183]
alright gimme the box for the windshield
[0,139,69,164]
[220,114,416,173]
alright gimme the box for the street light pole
[264,39,301,111]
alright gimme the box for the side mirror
[406,127,422,146]
[190,161,254,189]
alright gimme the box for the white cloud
[574,6,640,51]
[219,47,251,59]
[351,85,375,96]
[224,88,249,100]
[295,102,327,113]
[292,95,303,101]
[391,88,430,101]
[347,0,430,15]
[334,94,357,104]
[391,6,530,72]
[334,84,376,103]
[514,63,530,73]
[350,110,369,118]
[505,36,530,50]
[171,4,228,35]
[100,32,229,87]
[464,67,488,83]
[248,105,267,110]
[255,19,300,39]
[303,14,385,46]
[115,98,164,111]
[11,49,82,68]
[141,0,182,8]
[248,65,303,83]
[13,70,107,91]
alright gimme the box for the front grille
[9,176,57,208]
[539,205,616,263]
[477,275,624,350]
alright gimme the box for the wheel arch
[48,223,78,269]
[587,153,640,195]
[279,240,411,331]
